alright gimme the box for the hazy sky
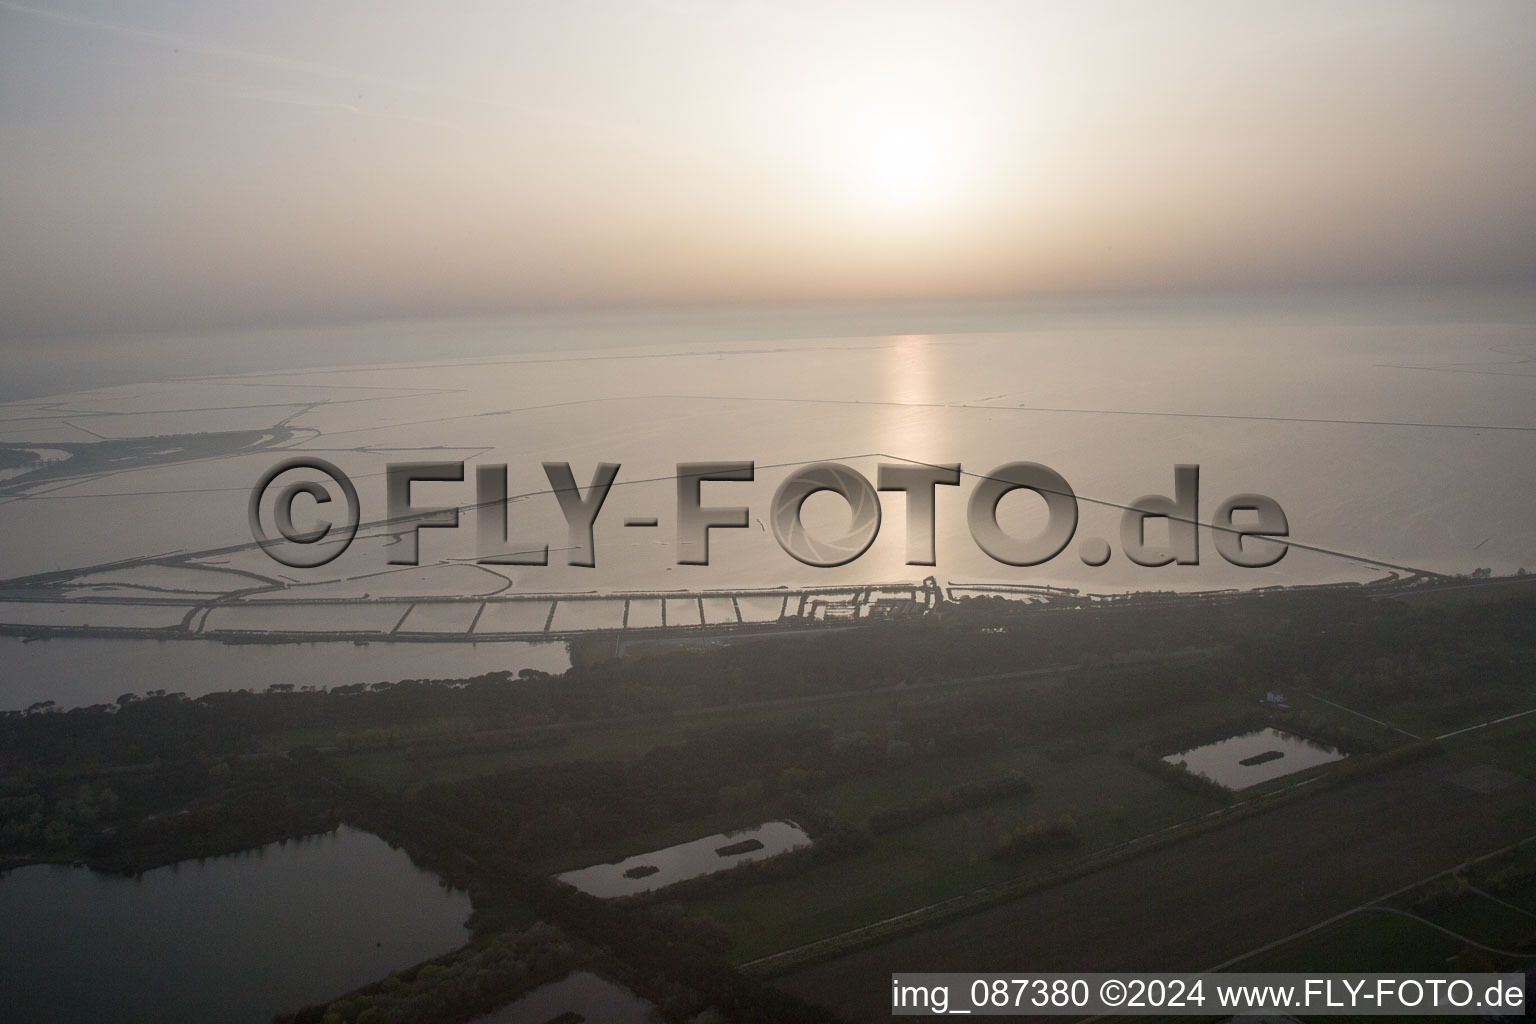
[2,0,1533,340]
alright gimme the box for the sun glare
[849,109,956,209]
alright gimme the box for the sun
[848,108,956,209]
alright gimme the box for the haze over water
[3,302,1532,588]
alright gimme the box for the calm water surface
[4,317,1534,708]
[0,826,471,1024]
[556,820,811,898]
[1165,727,1344,789]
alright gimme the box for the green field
[324,664,1396,965]
[1232,910,1466,972]
[686,752,1221,962]
[448,731,1241,960]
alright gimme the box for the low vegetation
[866,772,1033,834]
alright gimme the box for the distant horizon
[3,281,1533,403]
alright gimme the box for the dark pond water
[0,826,471,1024]
[1164,727,1344,789]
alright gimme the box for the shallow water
[1164,727,1345,789]
[556,820,812,897]
[2,313,1533,707]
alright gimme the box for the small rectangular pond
[1164,727,1345,790]
[555,820,811,898]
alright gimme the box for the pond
[1164,727,1345,790]
[471,971,659,1024]
[555,820,811,898]
[0,826,471,1024]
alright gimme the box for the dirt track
[776,757,1531,1022]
